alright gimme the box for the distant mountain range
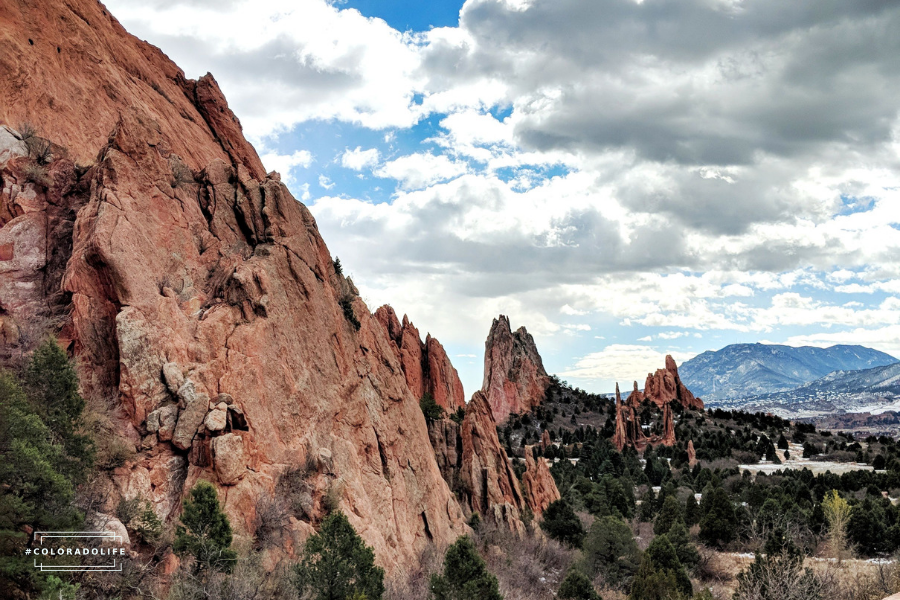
[679,343,897,401]
[713,362,900,424]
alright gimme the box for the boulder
[172,380,210,450]
[147,404,179,441]
[212,433,245,485]
[204,408,227,432]
[162,363,184,395]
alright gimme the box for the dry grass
[698,549,900,599]
[476,524,578,600]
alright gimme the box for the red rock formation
[629,381,645,406]
[612,381,674,451]
[641,355,704,410]
[482,315,551,424]
[374,305,466,412]
[428,392,560,529]
[458,391,527,534]
[541,429,551,451]
[612,383,649,452]
[658,402,676,447]
[687,440,697,466]
[1,0,469,574]
[425,334,466,412]
[0,0,264,177]
[521,445,561,517]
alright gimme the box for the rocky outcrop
[521,445,561,517]
[612,383,649,452]
[641,355,704,410]
[1,0,469,574]
[482,315,551,424]
[457,391,526,534]
[0,0,264,176]
[612,381,675,451]
[687,440,697,466]
[427,388,561,532]
[658,402,676,447]
[375,305,465,412]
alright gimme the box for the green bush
[420,393,445,422]
[582,515,640,588]
[540,499,585,548]
[117,497,162,543]
[450,407,466,425]
[173,481,237,574]
[340,295,361,330]
[429,536,502,600]
[628,535,692,600]
[558,568,601,600]
[295,511,384,600]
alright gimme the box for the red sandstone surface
[481,315,551,424]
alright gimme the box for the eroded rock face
[521,445,561,517]
[481,315,550,424]
[687,440,697,466]
[457,391,526,534]
[1,0,469,574]
[613,383,649,452]
[641,355,704,410]
[613,381,678,451]
[374,305,466,412]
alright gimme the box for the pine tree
[173,481,238,574]
[628,535,692,600]
[699,486,734,547]
[558,568,601,600]
[582,516,640,588]
[0,372,84,597]
[295,510,384,600]
[684,494,700,527]
[540,499,585,548]
[23,339,94,482]
[430,536,502,600]
[666,521,699,569]
[653,496,683,536]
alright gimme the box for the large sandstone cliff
[482,315,551,424]
[1,0,469,573]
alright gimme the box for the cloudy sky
[106,0,900,395]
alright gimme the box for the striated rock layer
[482,315,551,424]
[1,0,469,574]
[374,305,466,412]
